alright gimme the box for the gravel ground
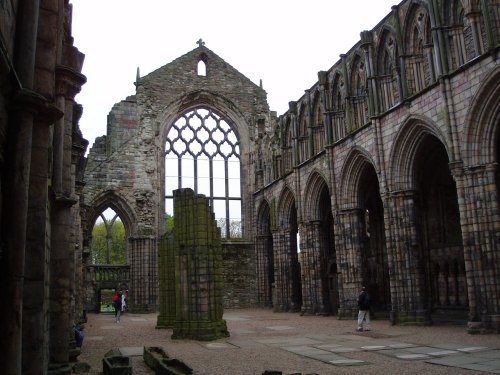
[77,308,500,375]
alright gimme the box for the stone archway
[359,164,390,314]
[414,134,467,321]
[302,172,335,315]
[275,188,301,312]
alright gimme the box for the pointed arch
[463,66,500,167]
[403,1,435,94]
[297,102,309,163]
[376,27,400,112]
[257,199,272,235]
[388,115,450,191]
[339,147,378,209]
[84,190,137,241]
[304,171,330,221]
[331,71,346,140]
[349,53,368,131]
[311,89,325,154]
[278,186,297,229]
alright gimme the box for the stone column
[335,209,364,318]
[384,190,430,324]
[454,164,500,329]
[300,221,326,315]
[0,0,40,372]
[23,103,62,375]
[129,237,158,312]
[49,65,85,374]
[255,234,273,307]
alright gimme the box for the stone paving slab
[256,337,322,347]
[329,359,366,366]
[468,350,500,359]
[460,362,500,372]
[203,342,239,349]
[282,346,364,364]
[266,325,294,331]
[119,346,144,356]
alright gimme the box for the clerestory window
[165,107,241,238]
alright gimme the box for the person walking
[113,291,122,323]
[357,286,371,332]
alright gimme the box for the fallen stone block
[143,346,169,370]
[156,358,193,375]
[102,355,132,375]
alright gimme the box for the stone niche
[157,188,229,340]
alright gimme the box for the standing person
[121,290,127,313]
[357,286,371,332]
[113,291,122,323]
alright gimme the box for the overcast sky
[71,0,397,150]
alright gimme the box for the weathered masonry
[1,0,500,373]
[81,0,500,332]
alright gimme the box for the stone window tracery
[405,5,435,95]
[312,98,324,154]
[331,73,346,141]
[165,107,241,238]
[350,56,368,131]
[377,31,399,112]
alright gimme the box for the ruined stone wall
[83,45,269,311]
[253,0,500,327]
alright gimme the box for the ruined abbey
[1,0,499,373]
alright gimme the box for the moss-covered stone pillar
[157,188,228,340]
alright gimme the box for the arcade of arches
[1,1,500,374]
[81,0,500,327]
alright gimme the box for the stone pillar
[22,103,62,375]
[335,209,364,318]
[0,0,40,372]
[273,229,294,312]
[159,188,228,340]
[157,235,175,328]
[48,64,85,374]
[255,234,273,307]
[454,164,500,328]
[129,237,158,312]
[300,221,326,315]
[384,190,430,325]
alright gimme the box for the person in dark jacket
[113,291,122,323]
[357,286,371,331]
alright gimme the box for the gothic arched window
[165,107,241,238]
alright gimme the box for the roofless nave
[0,0,499,373]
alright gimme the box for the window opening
[197,60,206,76]
[91,207,126,264]
[165,108,241,238]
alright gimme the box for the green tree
[91,219,126,264]
[165,213,174,234]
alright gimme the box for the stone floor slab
[426,355,485,366]
[329,359,366,366]
[360,345,388,351]
[470,350,500,359]
[256,337,322,347]
[427,350,460,357]
[396,353,431,360]
[119,346,144,356]
[266,325,294,331]
[204,342,238,349]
